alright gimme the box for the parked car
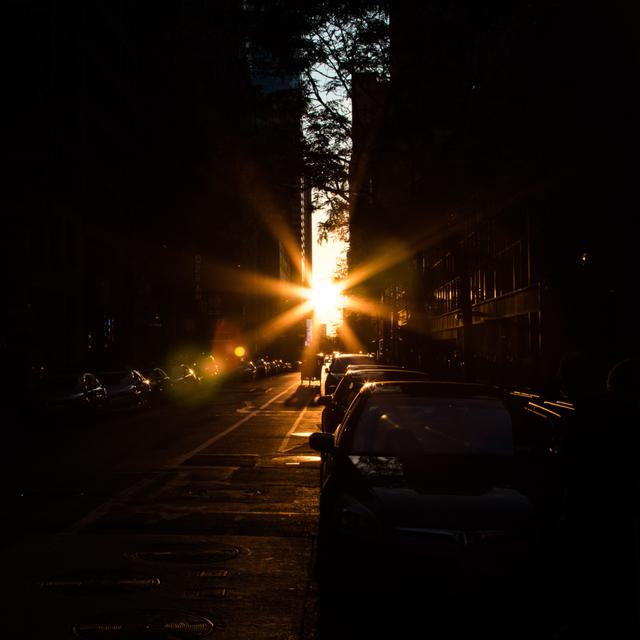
[168,363,201,390]
[145,367,174,404]
[309,380,560,600]
[317,368,431,433]
[26,372,108,425]
[345,363,404,374]
[236,360,257,381]
[320,352,376,395]
[97,369,150,410]
[254,358,270,378]
[195,354,220,381]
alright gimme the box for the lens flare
[308,279,344,325]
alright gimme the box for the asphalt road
[1,373,572,639]
[2,373,324,639]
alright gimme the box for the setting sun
[308,279,344,326]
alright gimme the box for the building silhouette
[347,0,639,387]
[4,0,308,378]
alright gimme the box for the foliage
[242,2,390,244]
[300,2,389,243]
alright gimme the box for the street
[2,373,323,639]
[2,372,572,639]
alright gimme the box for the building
[348,1,639,388]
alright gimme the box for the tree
[300,2,389,243]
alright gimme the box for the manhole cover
[126,543,240,565]
[40,572,160,595]
[73,610,213,639]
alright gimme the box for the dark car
[321,352,376,395]
[145,367,173,403]
[316,368,431,434]
[27,372,108,425]
[345,363,405,374]
[309,380,560,600]
[194,354,220,381]
[237,360,257,381]
[97,369,150,410]
[168,363,201,391]
[254,358,270,378]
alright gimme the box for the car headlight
[333,493,382,541]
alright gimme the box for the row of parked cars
[22,353,302,427]
[24,362,203,424]
[236,358,299,381]
[308,355,572,609]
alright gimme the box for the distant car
[317,368,431,433]
[195,354,220,381]
[97,369,150,410]
[27,372,108,425]
[309,380,559,600]
[145,367,173,403]
[321,352,376,395]
[254,358,270,378]
[236,360,257,381]
[168,364,201,390]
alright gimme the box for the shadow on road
[284,384,320,409]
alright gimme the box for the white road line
[278,404,311,453]
[63,381,299,534]
[174,381,299,465]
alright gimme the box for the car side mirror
[316,394,332,406]
[309,431,336,454]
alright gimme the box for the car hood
[347,455,535,530]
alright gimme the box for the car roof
[346,363,402,369]
[343,368,427,381]
[360,380,504,397]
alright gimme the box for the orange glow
[333,317,364,353]
[199,225,443,350]
[306,279,344,325]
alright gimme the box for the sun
[308,279,344,325]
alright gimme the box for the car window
[85,374,99,389]
[330,355,375,374]
[345,393,514,456]
[332,376,354,404]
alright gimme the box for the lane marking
[63,381,299,534]
[278,404,311,453]
[174,381,299,465]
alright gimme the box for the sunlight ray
[341,241,416,291]
[245,299,315,347]
[210,263,309,300]
[343,293,393,318]
[335,317,364,353]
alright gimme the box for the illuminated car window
[330,356,375,374]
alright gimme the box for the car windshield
[348,393,514,456]
[330,355,375,374]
